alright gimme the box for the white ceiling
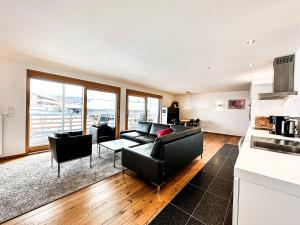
[1,0,300,94]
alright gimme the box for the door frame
[26,69,121,153]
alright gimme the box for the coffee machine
[281,120,296,137]
[269,116,285,135]
[281,119,300,137]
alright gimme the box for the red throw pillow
[156,128,173,137]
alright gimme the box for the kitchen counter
[233,127,300,225]
[235,127,300,197]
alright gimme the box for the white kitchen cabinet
[233,178,300,225]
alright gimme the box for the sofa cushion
[156,128,173,137]
[171,125,193,132]
[121,131,146,141]
[128,143,154,157]
[136,122,152,133]
[151,131,186,158]
[149,123,170,135]
[135,134,157,144]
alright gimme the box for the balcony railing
[29,113,154,146]
[30,113,115,146]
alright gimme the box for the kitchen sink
[251,136,300,156]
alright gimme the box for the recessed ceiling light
[246,40,255,45]
[248,63,254,68]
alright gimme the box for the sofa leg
[90,155,92,168]
[57,163,61,178]
[201,154,203,159]
[51,155,53,167]
[151,182,161,195]
[122,166,125,173]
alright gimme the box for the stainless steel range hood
[259,54,298,100]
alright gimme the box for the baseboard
[0,149,52,163]
[0,153,26,163]
[204,131,242,138]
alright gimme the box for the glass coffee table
[99,139,139,167]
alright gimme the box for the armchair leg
[98,145,101,158]
[90,155,92,168]
[157,185,161,195]
[51,155,53,167]
[122,166,125,173]
[201,154,203,159]
[57,163,61,178]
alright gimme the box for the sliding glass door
[27,70,121,152]
[127,96,146,130]
[29,79,83,148]
[126,90,161,130]
[63,84,84,132]
[86,90,117,133]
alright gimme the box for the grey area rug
[0,146,122,223]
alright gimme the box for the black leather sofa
[122,127,203,193]
[120,122,192,144]
[48,131,92,177]
[120,122,170,144]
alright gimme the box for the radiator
[0,114,3,155]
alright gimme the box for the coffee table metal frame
[99,139,139,167]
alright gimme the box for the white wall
[0,56,175,157]
[250,83,285,127]
[250,48,300,126]
[176,91,250,136]
[284,48,300,117]
[250,48,300,121]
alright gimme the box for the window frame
[26,69,121,153]
[125,89,162,130]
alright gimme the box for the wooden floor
[3,133,240,225]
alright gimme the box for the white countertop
[234,127,300,197]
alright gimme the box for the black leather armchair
[89,124,115,151]
[48,132,93,177]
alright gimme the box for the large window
[128,96,146,130]
[86,90,117,133]
[126,90,161,130]
[147,97,160,123]
[26,70,120,152]
[29,79,83,147]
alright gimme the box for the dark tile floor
[150,144,239,225]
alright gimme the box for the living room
[1,1,300,225]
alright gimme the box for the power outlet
[7,107,14,117]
